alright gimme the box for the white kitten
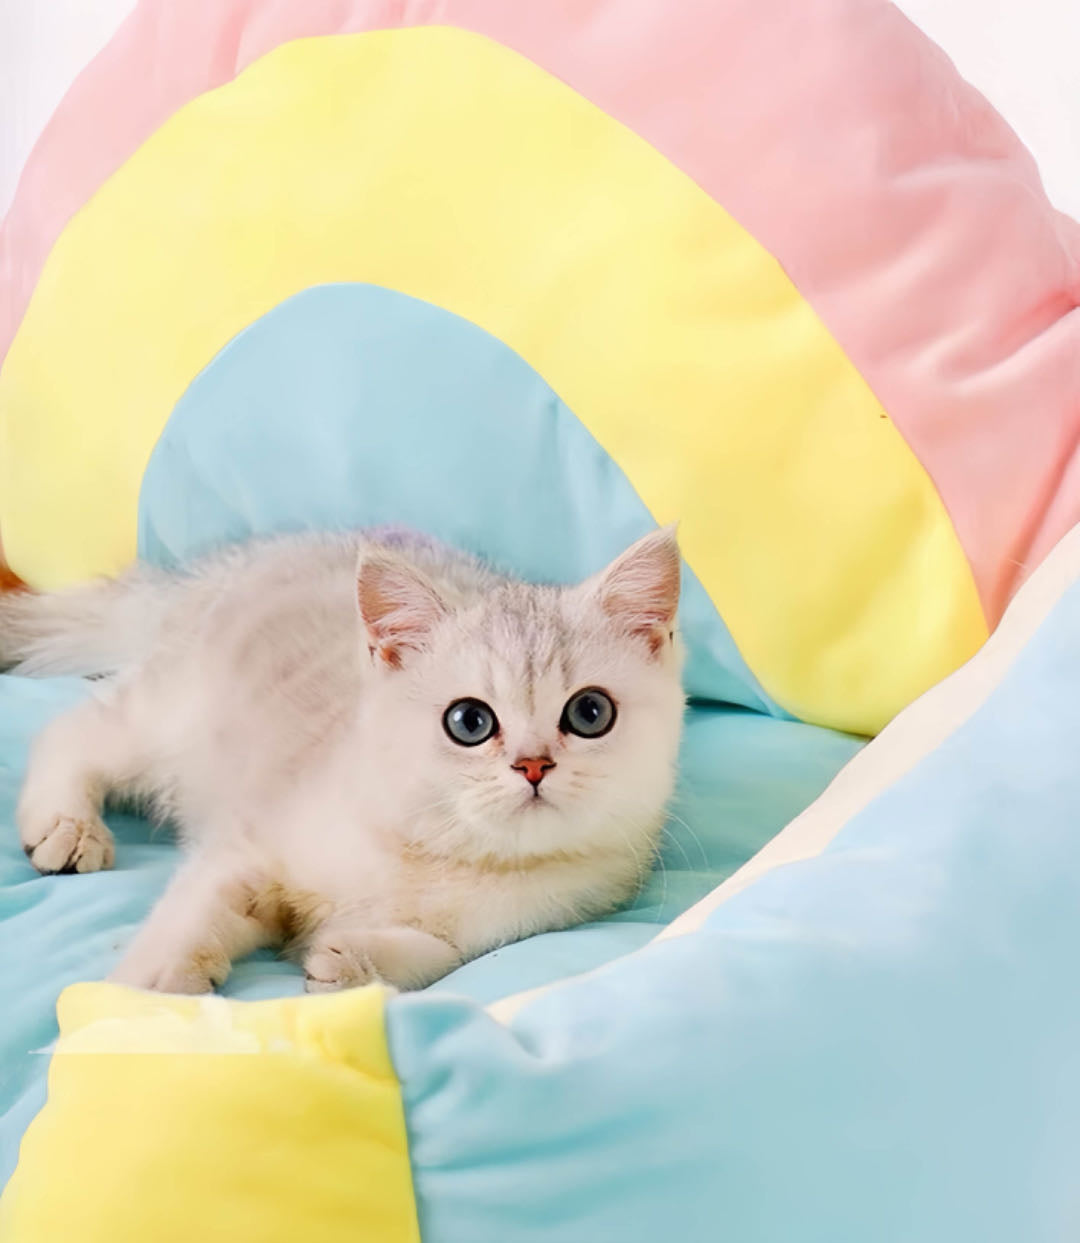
[1,528,684,993]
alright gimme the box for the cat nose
[511,756,556,788]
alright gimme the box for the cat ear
[592,526,681,656]
[356,553,447,669]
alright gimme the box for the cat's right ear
[591,525,681,657]
[356,553,447,669]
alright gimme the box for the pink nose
[512,756,556,788]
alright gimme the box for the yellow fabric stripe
[0,983,420,1243]
[0,27,986,732]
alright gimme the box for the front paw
[302,940,376,994]
[109,944,228,995]
[22,813,115,875]
[302,925,460,992]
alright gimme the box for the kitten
[1,527,684,993]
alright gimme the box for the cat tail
[0,569,171,676]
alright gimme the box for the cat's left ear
[591,525,681,656]
[356,552,448,669]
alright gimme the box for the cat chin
[515,790,554,812]
[432,801,596,863]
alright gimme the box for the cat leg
[302,921,461,993]
[18,694,140,874]
[110,849,276,994]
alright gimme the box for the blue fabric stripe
[137,282,783,716]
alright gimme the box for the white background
[895,0,1080,219]
[1,0,136,215]
[1,0,1078,220]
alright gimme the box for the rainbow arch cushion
[4,0,1080,1239]
[1,0,1077,737]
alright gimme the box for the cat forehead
[441,584,614,692]
[476,587,572,677]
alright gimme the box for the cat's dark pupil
[463,706,486,734]
[577,696,601,724]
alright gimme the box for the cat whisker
[617,811,671,915]
[663,809,710,870]
[657,821,695,874]
[609,816,667,914]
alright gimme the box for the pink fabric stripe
[3,0,1079,619]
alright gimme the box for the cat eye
[443,698,499,747]
[560,688,616,739]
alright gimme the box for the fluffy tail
[0,571,169,677]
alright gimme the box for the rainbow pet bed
[2,2,1080,1239]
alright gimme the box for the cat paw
[302,925,459,992]
[109,945,227,995]
[302,941,377,994]
[22,814,115,875]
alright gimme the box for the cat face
[357,530,685,866]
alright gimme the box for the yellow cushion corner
[0,983,419,1243]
